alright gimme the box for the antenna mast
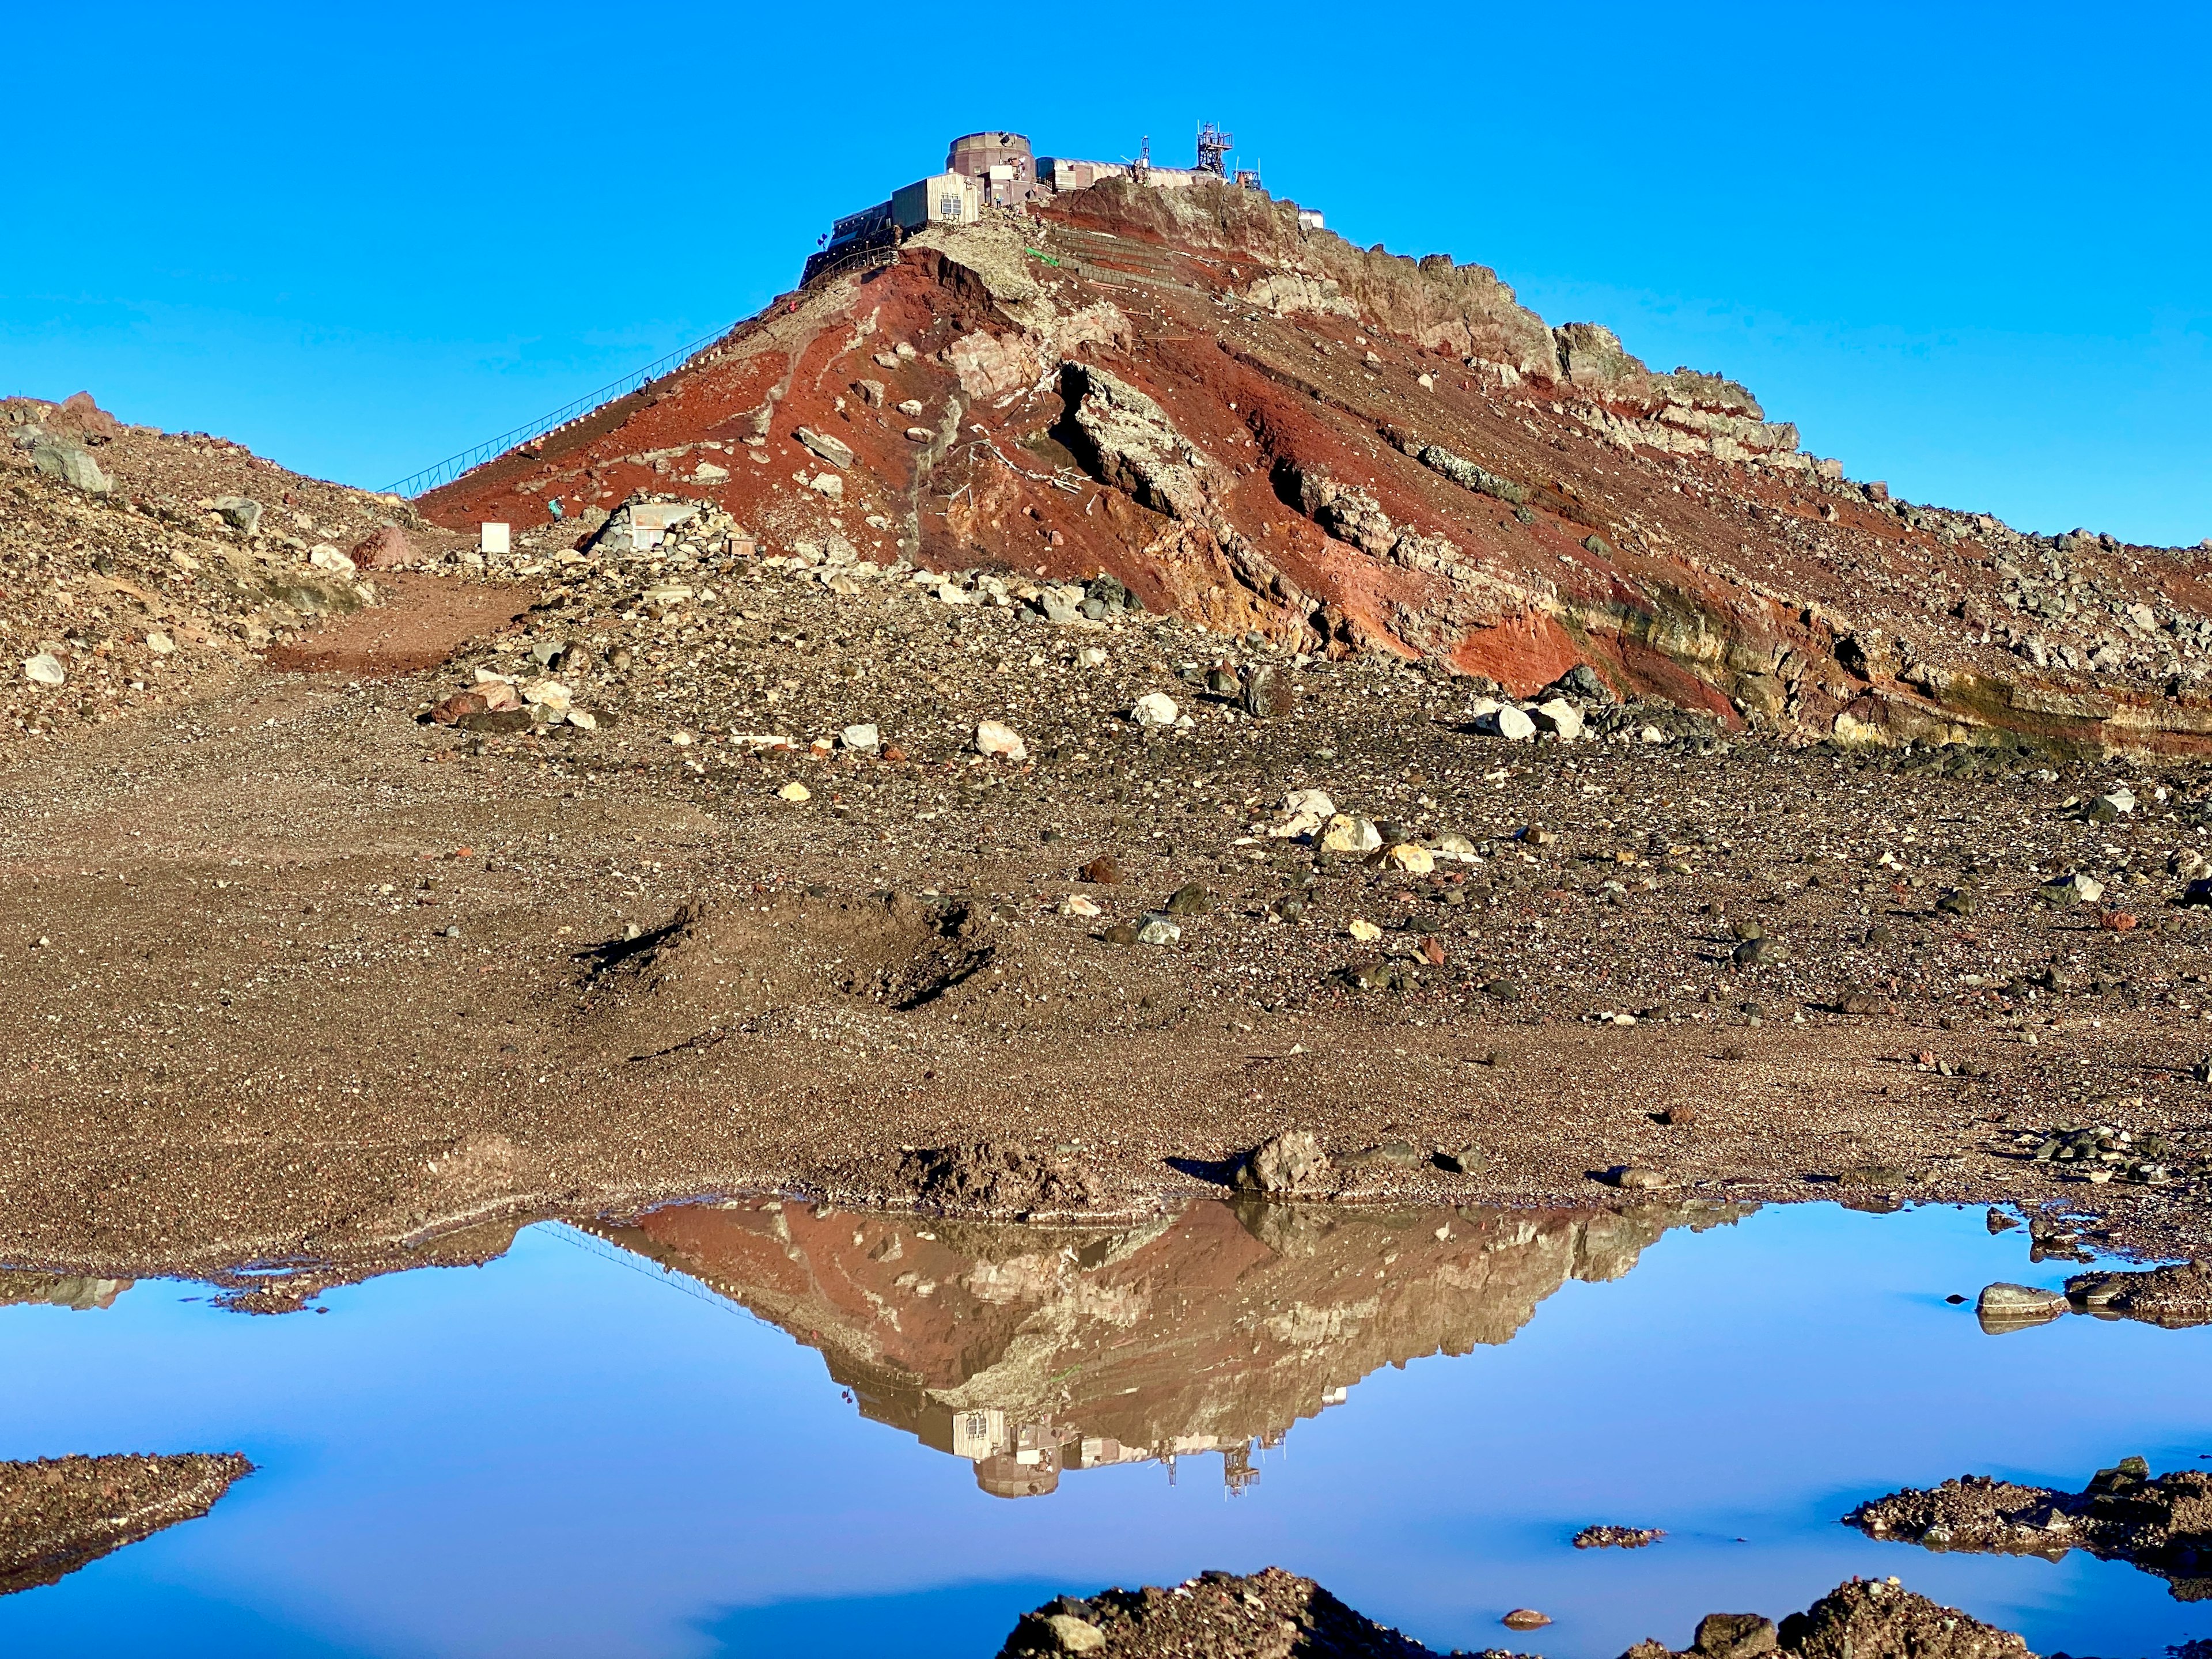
[1196,120,1233,177]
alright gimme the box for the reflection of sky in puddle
[1,1201,2207,1658]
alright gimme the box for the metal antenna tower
[1196,120,1233,177]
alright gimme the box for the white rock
[1135,915,1181,946]
[2101,789,2136,816]
[1131,691,1180,726]
[1385,843,1435,874]
[1531,698,1584,741]
[520,679,572,714]
[308,543,356,574]
[1640,725,1667,743]
[1272,787,1336,839]
[1430,833,1479,861]
[1483,704,1537,742]
[145,631,175,654]
[1061,895,1103,918]
[810,473,844,499]
[1347,918,1382,942]
[975,720,1028,761]
[1076,646,1108,668]
[840,723,881,751]
[565,709,598,731]
[22,653,66,687]
[777,782,811,802]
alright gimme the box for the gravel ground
[0,1452,251,1596]
[5,540,2212,1293]
[1847,1456,2212,1599]
[994,1567,2031,1659]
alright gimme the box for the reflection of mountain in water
[589,1196,1746,1498]
[0,1272,131,1312]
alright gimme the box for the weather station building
[801,124,1312,284]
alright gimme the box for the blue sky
[3,2,2206,545]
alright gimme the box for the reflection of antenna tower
[1196,120,1233,177]
[1222,1440,1259,1495]
[1135,135,1150,183]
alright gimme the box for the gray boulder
[1690,1612,1779,1658]
[796,427,855,469]
[1241,663,1293,719]
[1976,1282,2067,1330]
[31,441,111,495]
[213,496,263,535]
[1234,1130,1331,1195]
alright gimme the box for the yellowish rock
[777,782,811,802]
[1347,918,1382,942]
[1320,813,1381,854]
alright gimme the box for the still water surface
[1,1198,2207,1658]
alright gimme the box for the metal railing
[381,323,741,499]
[384,241,906,500]
[800,241,900,289]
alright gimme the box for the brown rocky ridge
[421,170,2212,757]
[0,1452,252,1596]
[996,1567,2033,1659]
[1846,1455,2212,1599]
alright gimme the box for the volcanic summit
[418,126,2212,755]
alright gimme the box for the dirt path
[262,573,533,676]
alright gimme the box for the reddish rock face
[350,524,415,570]
[421,177,2212,752]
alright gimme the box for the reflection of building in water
[588,1194,1745,1499]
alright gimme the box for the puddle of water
[0,1199,2206,1659]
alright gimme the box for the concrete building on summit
[944,131,1043,207]
[804,126,1297,285]
[890,172,981,232]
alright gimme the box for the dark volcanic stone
[1164,882,1211,916]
